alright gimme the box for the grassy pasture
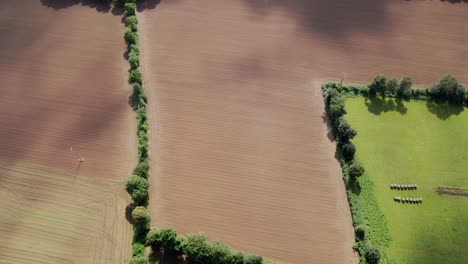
[0,161,132,264]
[345,97,468,264]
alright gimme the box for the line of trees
[120,1,152,264]
[367,74,467,105]
[323,83,381,264]
[146,228,264,264]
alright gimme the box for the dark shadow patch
[426,99,464,120]
[126,203,136,224]
[40,0,112,13]
[365,96,408,115]
[137,0,161,12]
[242,0,392,40]
[149,249,185,264]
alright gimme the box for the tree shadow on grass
[125,203,135,224]
[426,99,464,120]
[365,96,408,115]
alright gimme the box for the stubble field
[139,0,468,263]
[0,0,135,263]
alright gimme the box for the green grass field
[345,97,468,264]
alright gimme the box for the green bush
[349,162,365,178]
[386,78,398,96]
[125,2,137,16]
[133,158,149,178]
[146,227,181,252]
[129,68,142,85]
[179,233,211,264]
[340,142,356,161]
[398,76,412,99]
[355,225,366,241]
[132,243,145,257]
[125,28,138,45]
[132,206,151,227]
[128,51,139,69]
[369,75,387,96]
[129,43,140,55]
[430,74,466,104]
[125,15,138,32]
[125,175,149,205]
[244,255,263,264]
[337,117,357,141]
[129,256,147,264]
[365,244,381,264]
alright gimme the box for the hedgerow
[322,82,391,264]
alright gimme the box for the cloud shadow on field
[40,0,112,13]
[242,0,392,40]
[365,96,408,115]
[426,99,464,120]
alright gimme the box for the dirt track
[139,0,468,263]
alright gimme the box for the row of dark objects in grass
[393,197,423,203]
[389,184,417,190]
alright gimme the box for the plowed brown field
[139,0,468,263]
[0,0,135,263]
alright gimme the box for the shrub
[340,142,356,161]
[337,117,357,141]
[125,175,149,205]
[125,15,138,32]
[398,76,412,99]
[146,227,181,252]
[431,74,466,104]
[349,162,365,178]
[179,233,212,264]
[129,256,147,264]
[133,158,149,178]
[132,206,151,227]
[369,75,387,96]
[355,225,366,241]
[132,243,145,257]
[386,78,398,96]
[129,68,142,85]
[129,51,139,69]
[244,255,263,264]
[125,2,137,16]
[129,43,140,55]
[125,28,138,45]
[365,244,381,264]
[231,252,245,264]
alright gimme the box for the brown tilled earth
[0,0,136,180]
[0,0,135,263]
[139,0,468,263]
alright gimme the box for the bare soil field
[139,0,468,263]
[0,0,136,179]
[0,0,135,263]
[0,161,132,264]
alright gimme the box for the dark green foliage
[430,75,466,104]
[132,83,147,109]
[129,68,142,85]
[132,206,151,227]
[337,117,357,141]
[125,175,149,206]
[125,2,137,16]
[132,243,145,257]
[398,76,413,99]
[386,78,398,96]
[129,53,139,69]
[365,244,381,264]
[180,233,212,264]
[355,225,366,241]
[369,75,387,96]
[125,28,138,45]
[231,252,245,264]
[340,142,356,161]
[133,158,149,178]
[244,255,263,264]
[146,227,181,252]
[125,15,138,32]
[129,256,148,264]
[349,162,365,178]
